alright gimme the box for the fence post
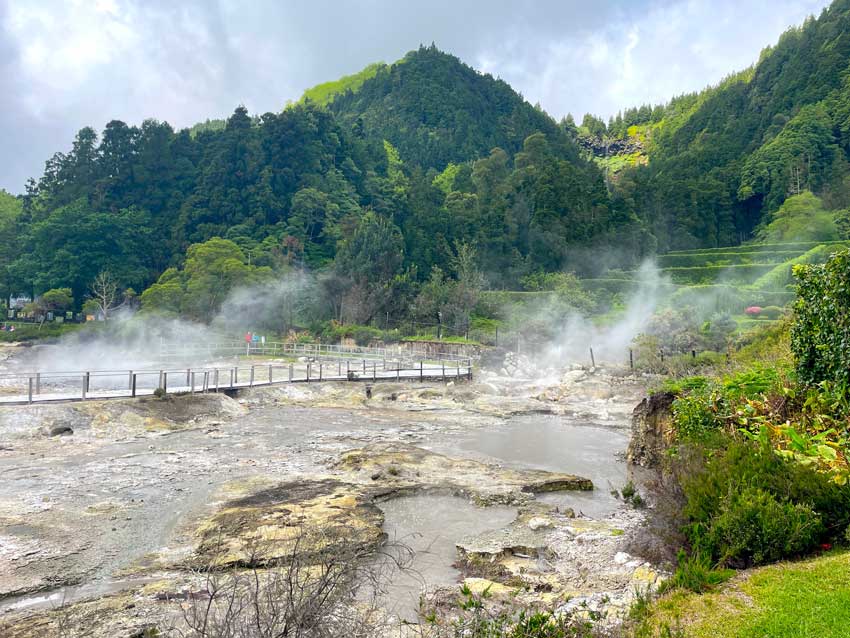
[456,361,460,379]
[128,370,133,390]
[235,367,239,385]
[589,347,595,368]
[346,360,350,376]
[362,359,366,374]
[191,372,195,394]
[36,372,41,395]
[85,372,90,396]
[186,368,190,386]
[420,361,423,382]
[269,364,273,385]
[289,363,294,382]
[250,366,255,387]
[204,371,209,393]
[372,362,376,381]
[159,370,163,390]
[338,361,341,377]
[163,372,168,395]
[442,361,446,381]
[28,377,33,404]
[214,369,219,391]
[319,363,323,381]
[131,374,137,398]
[81,374,87,400]
[307,363,311,382]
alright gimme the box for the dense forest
[6,0,850,325]
[580,0,850,250]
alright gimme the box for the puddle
[376,493,516,621]
[433,414,629,518]
[0,577,160,615]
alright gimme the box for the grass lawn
[641,551,850,638]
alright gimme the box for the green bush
[662,551,735,593]
[680,442,850,566]
[703,486,823,567]
[793,249,850,386]
[672,389,722,440]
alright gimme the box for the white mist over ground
[543,261,669,368]
[12,273,318,375]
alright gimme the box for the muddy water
[0,398,632,620]
[376,494,516,621]
[430,414,629,518]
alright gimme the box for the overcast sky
[0,0,833,193]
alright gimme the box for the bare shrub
[165,527,413,638]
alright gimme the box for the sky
[0,0,833,193]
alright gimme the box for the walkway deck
[0,359,472,406]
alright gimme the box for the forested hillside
[584,0,850,251]
[1,46,633,321]
[8,1,850,326]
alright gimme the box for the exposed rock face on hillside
[627,392,676,468]
[577,133,644,158]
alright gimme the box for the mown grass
[641,551,850,638]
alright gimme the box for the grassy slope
[643,551,850,638]
[299,62,386,106]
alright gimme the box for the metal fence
[156,340,475,363]
[0,347,473,406]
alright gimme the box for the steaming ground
[0,357,657,636]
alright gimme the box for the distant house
[8,295,31,310]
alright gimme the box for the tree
[332,212,406,324]
[25,287,73,328]
[88,271,121,321]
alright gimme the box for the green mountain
[596,0,850,251]
[4,46,623,307]
[327,45,581,170]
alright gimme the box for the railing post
[319,363,323,381]
[128,370,133,390]
[214,369,219,391]
[420,361,423,382]
[457,361,460,379]
[362,359,366,374]
[204,371,209,393]
[131,373,137,397]
[35,372,41,395]
[338,361,341,377]
[307,363,311,382]
[186,368,190,386]
[372,362,376,382]
[269,364,273,385]
[289,363,293,382]
[346,360,350,376]
[81,374,87,400]
[159,370,163,390]
[235,367,239,385]
[442,361,446,381]
[250,366,254,387]
[28,377,33,404]
[85,371,90,396]
[191,372,195,394]
[163,372,168,395]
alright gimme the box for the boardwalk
[0,346,473,406]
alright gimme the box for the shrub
[702,486,823,566]
[671,388,721,440]
[681,441,849,565]
[793,249,850,386]
[661,551,734,593]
